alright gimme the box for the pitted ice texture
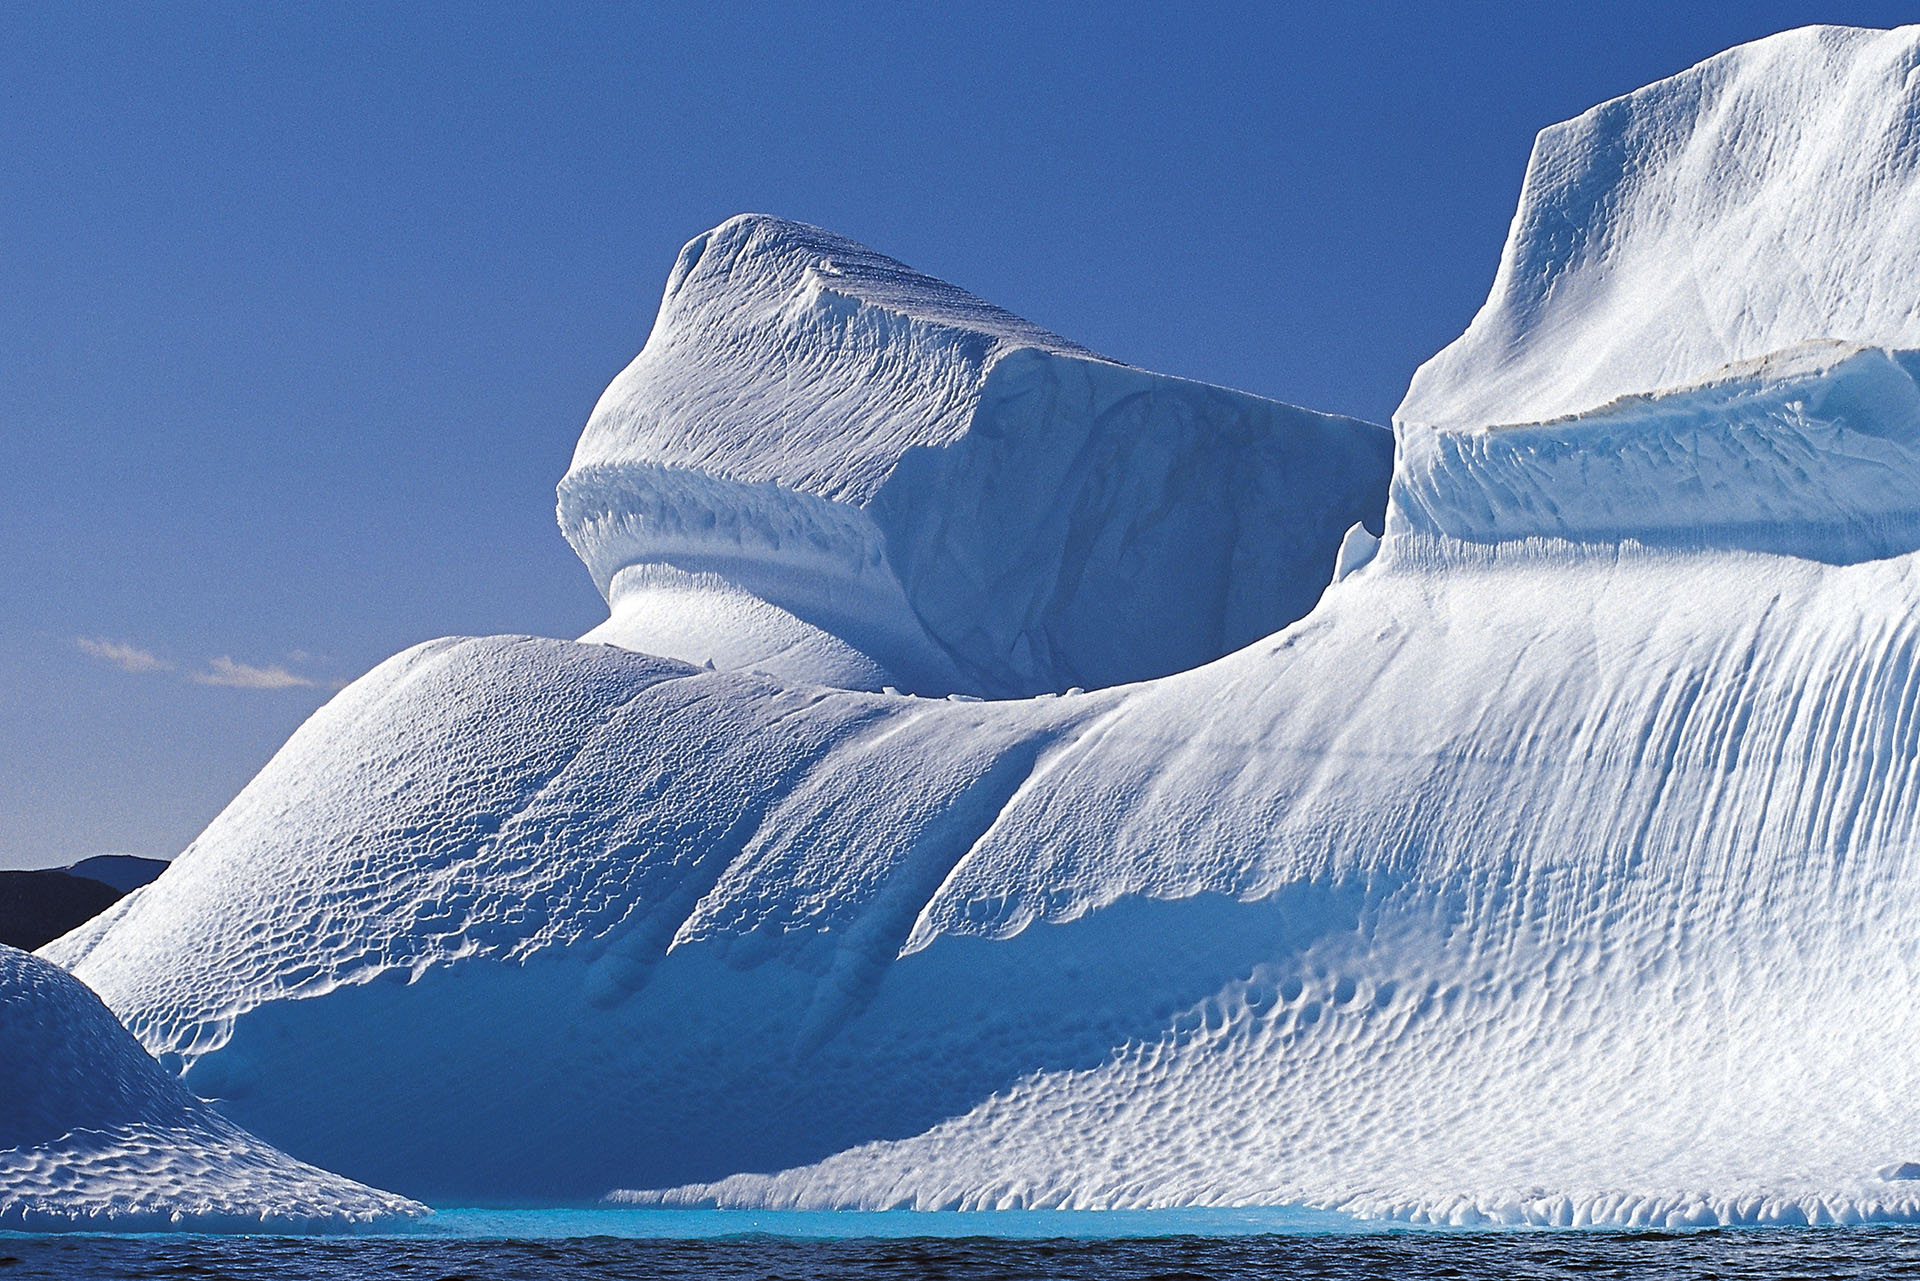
[0,946,421,1231]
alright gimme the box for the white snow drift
[38,22,1920,1230]
[0,946,419,1231]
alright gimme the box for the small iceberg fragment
[0,945,421,1232]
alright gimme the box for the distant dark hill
[66,855,168,894]
[0,870,123,951]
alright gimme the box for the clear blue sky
[3,2,1911,868]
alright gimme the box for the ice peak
[1400,23,1920,432]
[671,213,1098,361]
[566,213,1101,513]
[558,215,1391,695]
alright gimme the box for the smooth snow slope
[0,946,420,1231]
[560,214,1392,696]
[1400,23,1920,431]
[45,24,1920,1228]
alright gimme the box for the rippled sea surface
[8,1214,1920,1279]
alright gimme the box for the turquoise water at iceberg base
[10,1209,1920,1278]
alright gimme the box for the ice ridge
[559,213,1393,696]
[1388,343,1920,562]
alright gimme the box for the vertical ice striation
[1399,24,1920,432]
[1388,343,1920,561]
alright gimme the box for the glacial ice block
[559,214,1393,695]
[0,945,420,1231]
[1399,24,1920,432]
[52,546,1920,1224]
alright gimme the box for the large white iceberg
[0,946,419,1231]
[39,22,1920,1228]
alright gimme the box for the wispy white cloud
[192,656,317,690]
[75,636,327,691]
[75,637,171,674]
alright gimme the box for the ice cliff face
[1392,342,1920,562]
[1400,24,1920,431]
[0,946,419,1230]
[40,23,1920,1229]
[559,213,1392,696]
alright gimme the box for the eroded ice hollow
[43,22,1920,1230]
[0,946,419,1231]
[559,213,1393,696]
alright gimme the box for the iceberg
[36,22,1920,1228]
[0,945,419,1231]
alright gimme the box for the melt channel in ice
[39,21,1920,1230]
[0,946,421,1231]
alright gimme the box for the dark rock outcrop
[0,871,122,952]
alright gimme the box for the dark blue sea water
[16,1230,1920,1280]
[8,1211,1920,1279]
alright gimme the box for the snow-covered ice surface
[40,23,1920,1230]
[560,213,1392,696]
[0,946,420,1232]
[1400,24,1920,432]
